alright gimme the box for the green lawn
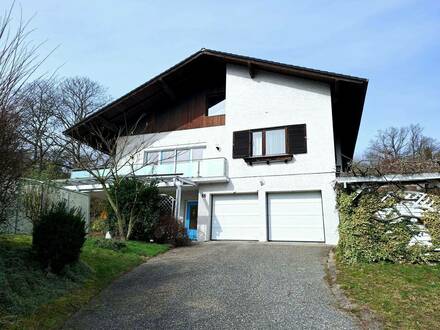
[0,235,170,329]
[337,260,440,329]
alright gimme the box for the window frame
[251,126,287,157]
[143,147,206,166]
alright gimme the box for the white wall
[196,173,338,244]
[225,64,336,177]
[121,64,340,244]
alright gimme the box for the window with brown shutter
[232,130,251,158]
[287,124,307,154]
[233,124,307,163]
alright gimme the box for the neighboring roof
[65,48,368,158]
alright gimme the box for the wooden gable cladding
[143,87,225,134]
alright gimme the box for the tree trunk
[102,186,126,240]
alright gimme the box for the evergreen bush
[32,201,86,273]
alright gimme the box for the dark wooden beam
[248,61,255,78]
[99,116,118,132]
[332,80,341,104]
[159,78,176,100]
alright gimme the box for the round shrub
[32,201,86,273]
[153,215,191,247]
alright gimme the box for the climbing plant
[336,190,439,264]
[422,196,440,246]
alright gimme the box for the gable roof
[65,48,368,160]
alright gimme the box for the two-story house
[66,49,368,245]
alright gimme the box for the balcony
[70,157,228,184]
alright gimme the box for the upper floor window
[252,128,286,156]
[252,131,263,156]
[144,147,205,165]
[145,151,159,165]
[265,129,286,155]
[232,124,307,164]
[161,150,175,164]
[191,147,204,160]
[176,149,190,162]
[206,92,225,116]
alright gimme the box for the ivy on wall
[337,190,440,264]
[423,196,440,246]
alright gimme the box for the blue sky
[12,0,440,157]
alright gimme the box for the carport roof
[60,173,197,192]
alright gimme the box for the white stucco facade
[122,64,340,244]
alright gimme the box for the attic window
[206,92,225,116]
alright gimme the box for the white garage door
[268,191,325,242]
[211,194,259,240]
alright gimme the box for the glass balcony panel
[71,158,227,180]
[176,161,198,177]
[199,158,225,177]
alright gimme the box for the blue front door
[185,201,198,240]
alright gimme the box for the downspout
[174,178,182,222]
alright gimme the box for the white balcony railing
[70,157,228,181]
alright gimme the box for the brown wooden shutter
[233,130,251,158]
[287,124,307,154]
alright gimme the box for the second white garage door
[211,194,259,240]
[268,191,325,242]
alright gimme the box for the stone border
[326,249,383,330]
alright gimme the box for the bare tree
[0,4,48,113]
[365,124,439,163]
[407,124,439,160]
[365,126,409,162]
[347,124,440,177]
[64,118,159,240]
[0,3,49,225]
[18,79,60,173]
[56,77,111,168]
[0,108,23,224]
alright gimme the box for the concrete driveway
[64,242,359,329]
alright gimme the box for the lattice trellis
[380,191,435,246]
[158,194,175,216]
